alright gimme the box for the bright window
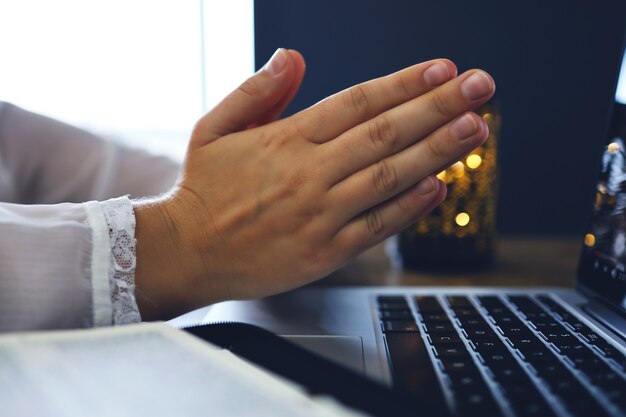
[0,0,254,161]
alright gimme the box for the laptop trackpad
[282,335,365,374]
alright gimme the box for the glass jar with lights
[397,103,501,270]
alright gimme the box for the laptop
[170,44,626,417]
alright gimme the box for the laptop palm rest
[283,335,365,374]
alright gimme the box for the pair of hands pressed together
[134,49,496,320]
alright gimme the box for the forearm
[0,202,106,330]
[0,101,181,205]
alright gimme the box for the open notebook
[0,323,366,417]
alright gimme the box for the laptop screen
[578,38,626,311]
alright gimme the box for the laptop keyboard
[377,294,626,417]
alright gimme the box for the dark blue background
[254,0,626,235]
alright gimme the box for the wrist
[133,197,200,320]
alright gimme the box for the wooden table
[319,236,582,288]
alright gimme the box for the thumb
[190,48,305,150]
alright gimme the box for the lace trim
[102,196,141,324]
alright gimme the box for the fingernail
[415,176,436,195]
[423,62,450,86]
[264,48,288,75]
[460,71,492,101]
[452,113,479,140]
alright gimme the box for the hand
[134,49,495,320]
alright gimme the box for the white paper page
[0,323,366,417]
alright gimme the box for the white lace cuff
[101,196,141,325]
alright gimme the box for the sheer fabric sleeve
[0,101,181,204]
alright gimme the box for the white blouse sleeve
[0,102,181,331]
[0,101,181,205]
[0,199,128,330]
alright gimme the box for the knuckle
[365,208,385,235]
[290,118,314,142]
[393,74,412,97]
[259,123,292,151]
[431,90,454,117]
[368,115,398,151]
[238,78,261,97]
[346,84,371,114]
[395,193,416,213]
[426,137,447,160]
[372,160,399,194]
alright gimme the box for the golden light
[451,161,465,178]
[584,233,596,247]
[598,184,607,194]
[466,154,482,169]
[436,171,447,181]
[608,142,621,153]
[455,212,470,227]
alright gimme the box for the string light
[455,212,470,227]
[584,233,596,247]
[451,161,465,178]
[466,154,482,169]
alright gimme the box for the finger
[327,112,487,224]
[288,59,458,143]
[332,176,447,258]
[190,48,302,150]
[250,49,306,127]
[319,69,495,182]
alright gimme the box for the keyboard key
[507,295,543,312]
[533,359,571,380]
[453,307,480,318]
[420,312,450,323]
[522,347,554,366]
[504,384,557,417]
[477,295,504,308]
[498,324,534,338]
[593,340,626,367]
[480,352,518,369]
[490,363,527,382]
[473,340,508,353]
[384,332,446,404]
[463,325,496,338]
[522,311,552,323]
[430,333,463,345]
[567,354,608,371]
[502,380,541,401]
[507,337,545,353]
[423,321,456,334]
[588,368,624,391]
[561,390,612,417]
[458,317,485,327]
[447,369,485,390]
[415,296,443,313]
[382,320,419,333]
[377,295,407,304]
[446,296,473,307]
[434,343,470,359]
[441,357,476,373]
[379,310,414,320]
[490,314,519,326]
[454,382,503,417]
[378,302,411,311]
